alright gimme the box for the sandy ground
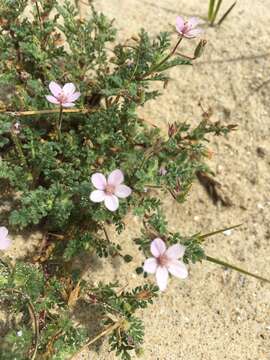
[3,0,270,359]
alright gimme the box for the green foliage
[0,1,236,359]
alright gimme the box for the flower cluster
[0,4,240,359]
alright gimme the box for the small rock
[256,147,266,158]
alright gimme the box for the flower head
[159,166,167,176]
[143,238,188,291]
[0,227,11,250]
[90,169,132,212]
[176,16,203,39]
[45,81,80,108]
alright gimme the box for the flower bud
[11,121,21,135]
[168,122,177,137]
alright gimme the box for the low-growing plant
[0,1,268,359]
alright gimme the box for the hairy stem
[69,321,122,360]
[199,223,242,242]
[34,0,43,30]
[10,131,28,168]
[0,108,96,117]
[205,255,270,283]
[217,1,237,26]
[139,37,183,80]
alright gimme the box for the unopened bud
[131,35,139,42]
[194,39,207,59]
[11,121,21,135]
[20,71,30,81]
[168,122,177,137]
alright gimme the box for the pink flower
[176,16,203,39]
[90,169,132,212]
[45,81,81,107]
[159,166,167,176]
[143,238,188,291]
[0,227,11,250]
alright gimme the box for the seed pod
[194,39,207,59]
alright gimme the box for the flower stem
[205,255,270,283]
[0,108,95,117]
[217,1,237,26]
[10,131,28,167]
[68,321,122,360]
[139,37,183,80]
[199,223,243,242]
[57,105,63,140]
[34,0,43,30]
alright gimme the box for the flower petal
[166,244,185,260]
[45,95,60,105]
[63,82,76,95]
[0,227,11,251]
[104,195,119,211]
[108,169,124,186]
[114,184,132,198]
[168,260,188,279]
[61,102,75,108]
[176,16,185,32]
[185,28,203,38]
[150,238,166,257]
[143,257,158,274]
[90,190,105,203]
[0,227,8,238]
[49,81,62,97]
[0,235,11,250]
[91,173,107,190]
[188,17,200,28]
[156,266,169,291]
[68,92,81,102]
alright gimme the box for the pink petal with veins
[143,258,158,273]
[151,238,166,257]
[156,266,169,291]
[166,244,185,260]
[114,184,132,198]
[104,195,119,211]
[63,82,76,95]
[68,92,81,102]
[91,173,107,190]
[168,260,188,279]
[49,81,62,97]
[90,190,105,202]
[108,169,124,186]
[176,16,185,31]
[46,95,60,104]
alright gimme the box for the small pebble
[256,147,266,158]
[223,229,232,236]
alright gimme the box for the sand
[4,0,270,359]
